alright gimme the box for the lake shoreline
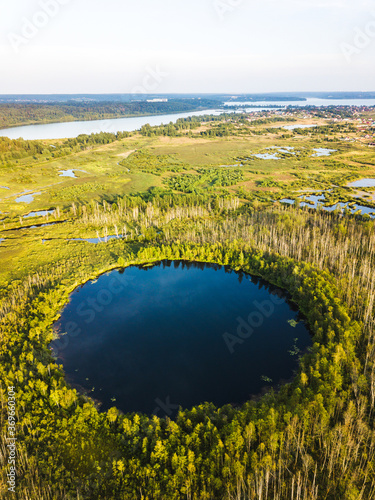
[52,258,311,415]
[0,106,217,132]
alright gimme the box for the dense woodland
[0,99,219,130]
[1,106,375,498]
[0,131,131,166]
[1,193,375,498]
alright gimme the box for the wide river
[1,98,374,141]
[0,109,223,140]
[224,97,375,108]
[52,261,311,415]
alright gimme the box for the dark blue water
[52,261,311,416]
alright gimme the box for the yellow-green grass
[0,119,374,297]
[0,124,374,233]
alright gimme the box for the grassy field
[1,123,375,210]
[0,111,374,288]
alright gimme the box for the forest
[0,99,219,130]
[0,107,375,499]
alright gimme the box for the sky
[0,0,374,94]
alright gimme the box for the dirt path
[116,149,136,159]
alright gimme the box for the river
[2,97,374,141]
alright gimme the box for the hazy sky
[0,0,374,93]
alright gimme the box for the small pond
[312,148,337,157]
[58,169,87,178]
[15,192,41,203]
[283,124,318,130]
[253,153,280,160]
[52,261,311,416]
[68,235,124,244]
[28,223,59,229]
[347,178,375,188]
[280,195,375,217]
[24,210,54,218]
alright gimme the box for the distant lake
[224,97,375,107]
[0,109,223,140]
[2,97,374,141]
[52,261,311,415]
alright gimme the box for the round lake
[52,261,311,416]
